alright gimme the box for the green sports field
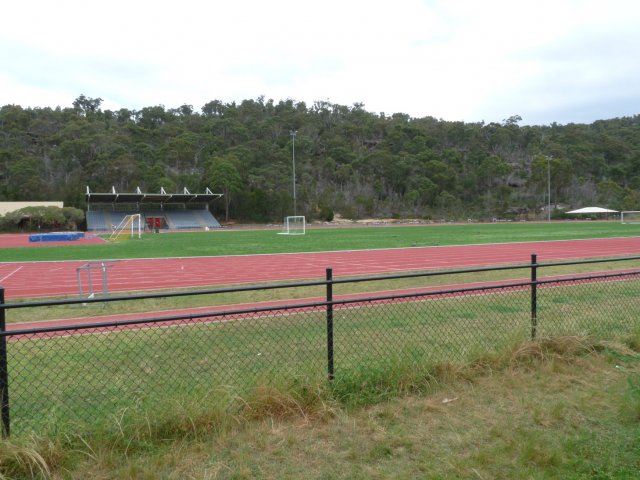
[3,221,640,480]
[1,221,638,262]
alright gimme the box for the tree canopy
[1,96,639,222]
[0,206,84,232]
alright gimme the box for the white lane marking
[0,266,23,283]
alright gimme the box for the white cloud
[1,0,639,124]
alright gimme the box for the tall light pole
[290,130,297,215]
[546,155,552,222]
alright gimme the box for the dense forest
[1,95,639,223]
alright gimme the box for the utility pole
[546,155,552,222]
[290,130,297,215]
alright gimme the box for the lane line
[0,266,22,283]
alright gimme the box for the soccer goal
[109,214,142,241]
[621,211,640,224]
[279,216,306,235]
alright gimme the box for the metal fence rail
[1,254,639,436]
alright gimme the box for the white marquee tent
[566,207,618,214]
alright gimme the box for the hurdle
[77,261,116,300]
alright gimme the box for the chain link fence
[1,255,639,436]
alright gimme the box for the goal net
[621,211,640,224]
[109,214,142,241]
[279,216,306,235]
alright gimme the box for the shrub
[0,206,85,232]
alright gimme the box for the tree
[206,154,242,222]
[2,206,66,231]
[529,155,573,207]
[423,160,456,192]
[621,189,640,210]
[435,191,461,219]
[1,96,639,221]
[597,180,624,208]
[407,175,438,206]
[478,154,511,193]
[72,95,103,117]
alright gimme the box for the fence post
[530,253,537,340]
[326,267,334,381]
[0,287,9,436]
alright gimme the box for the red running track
[1,237,639,299]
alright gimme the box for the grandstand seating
[87,211,140,231]
[86,209,222,231]
[86,211,110,231]
[195,210,222,229]
[164,210,221,229]
[85,187,222,232]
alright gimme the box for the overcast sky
[1,0,639,126]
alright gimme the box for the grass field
[2,222,640,478]
[5,339,639,479]
[4,285,639,477]
[1,221,638,262]
[9,276,639,434]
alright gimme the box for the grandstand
[85,187,223,232]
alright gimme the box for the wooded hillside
[1,95,639,222]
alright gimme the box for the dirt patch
[320,214,431,226]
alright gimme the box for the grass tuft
[625,375,640,422]
[329,356,441,408]
[625,327,640,352]
[242,379,337,422]
[106,389,241,445]
[0,435,54,479]
[507,335,596,368]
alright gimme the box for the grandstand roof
[86,186,222,204]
